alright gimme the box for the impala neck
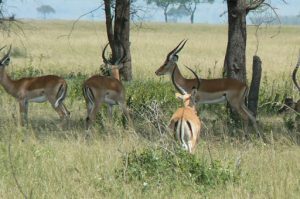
[111,68,120,81]
[170,64,191,93]
[0,68,18,97]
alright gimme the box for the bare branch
[57,3,103,40]
[246,0,265,14]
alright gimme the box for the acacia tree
[146,0,177,23]
[36,5,55,19]
[224,0,284,82]
[223,0,285,122]
[179,0,214,24]
[104,0,132,81]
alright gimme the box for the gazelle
[169,67,201,154]
[0,45,70,127]
[83,42,132,131]
[278,55,300,113]
[155,40,261,137]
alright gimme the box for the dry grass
[0,20,299,198]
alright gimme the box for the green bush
[116,147,238,192]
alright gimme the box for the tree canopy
[36,5,55,19]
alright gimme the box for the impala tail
[83,85,95,109]
[174,119,194,153]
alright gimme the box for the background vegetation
[0,20,299,198]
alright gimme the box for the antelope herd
[0,41,299,153]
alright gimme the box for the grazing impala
[278,54,300,113]
[83,42,132,131]
[169,67,201,154]
[0,45,70,127]
[156,40,261,137]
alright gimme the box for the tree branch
[246,0,265,14]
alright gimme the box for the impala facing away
[169,67,201,154]
[155,40,261,137]
[278,54,300,113]
[0,46,70,127]
[83,42,132,131]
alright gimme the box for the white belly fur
[29,96,47,103]
[199,96,226,104]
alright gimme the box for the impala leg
[19,100,28,127]
[108,104,113,124]
[241,104,263,139]
[48,96,69,128]
[120,103,133,128]
[85,103,101,131]
[57,103,70,128]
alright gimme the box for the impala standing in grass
[169,66,201,154]
[155,40,261,138]
[83,42,132,132]
[0,45,70,127]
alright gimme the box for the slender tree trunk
[224,0,247,124]
[248,56,262,117]
[104,0,115,52]
[224,0,247,83]
[164,7,168,23]
[104,0,132,81]
[115,0,132,81]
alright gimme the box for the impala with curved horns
[0,45,70,127]
[278,53,300,113]
[169,66,201,154]
[155,40,261,137]
[83,42,132,132]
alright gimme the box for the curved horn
[115,41,127,65]
[292,53,300,92]
[0,45,6,52]
[171,67,186,95]
[0,45,11,64]
[167,39,186,60]
[174,39,187,55]
[102,43,112,64]
[184,65,200,90]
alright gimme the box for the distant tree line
[146,0,214,24]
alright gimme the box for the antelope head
[102,42,127,80]
[155,39,187,76]
[172,65,200,108]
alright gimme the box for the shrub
[116,147,238,192]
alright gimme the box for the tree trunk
[164,7,168,23]
[104,0,132,81]
[224,0,247,83]
[248,56,262,117]
[104,0,115,51]
[190,12,194,24]
[224,0,247,125]
[115,0,132,81]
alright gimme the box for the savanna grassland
[0,20,300,198]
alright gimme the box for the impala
[169,67,201,154]
[278,55,300,113]
[83,42,132,131]
[155,40,261,137]
[0,45,70,127]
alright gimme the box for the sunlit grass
[0,20,299,198]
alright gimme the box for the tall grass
[0,20,299,198]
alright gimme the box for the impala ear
[170,55,178,62]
